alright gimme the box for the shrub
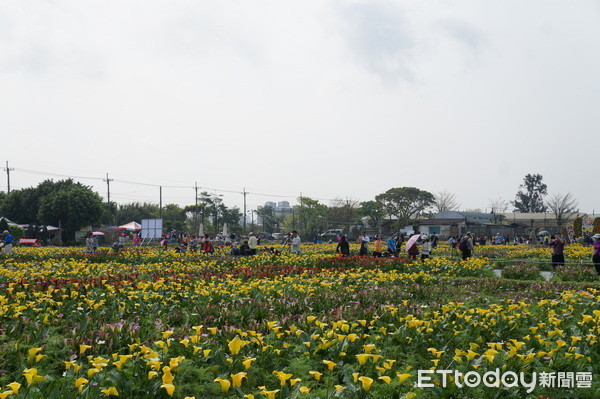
[553,265,600,282]
[501,263,542,280]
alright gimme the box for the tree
[327,198,360,228]
[37,185,105,241]
[513,174,547,212]
[256,205,276,233]
[358,200,386,229]
[375,187,435,228]
[489,197,509,224]
[294,197,328,238]
[434,191,460,213]
[161,204,187,232]
[546,193,579,230]
[116,202,159,225]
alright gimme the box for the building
[419,211,496,238]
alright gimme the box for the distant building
[419,211,496,238]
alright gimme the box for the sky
[2,0,600,214]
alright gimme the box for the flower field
[0,245,599,398]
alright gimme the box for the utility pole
[159,186,163,219]
[103,173,113,203]
[4,161,14,194]
[299,192,303,231]
[243,188,248,234]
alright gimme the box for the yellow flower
[162,367,174,384]
[101,387,119,396]
[334,385,345,392]
[0,391,13,399]
[358,376,374,391]
[243,395,255,399]
[214,377,231,392]
[148,371,158,380]
[6,383,20,394]
[273,371,293,386]
[228,336,247,354]
[23,368,44,385]
[231,372,247,387]
[322,360,336,371]
[397,373,411,384]
[299,386,310,394]
[79,344,92,355]
[356,354,370,365]
[74,378,88,393]
[160,384,175,396]
[260,389,280,399]
[242,357,256,369]
[27,348,42,365]
[378,376,391,384]
[308,371,322,381]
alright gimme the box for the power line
[9,165,353,204]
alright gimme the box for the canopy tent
[118,221,142,231]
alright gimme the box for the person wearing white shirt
[248,233,258,255]
[290,230,301,253]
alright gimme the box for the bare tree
[547,193,579,229]
[489,197,509,224]
[434,191,460,213]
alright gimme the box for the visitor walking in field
[592,234,600,275]
[459,232,473,260]
[358,232,369,256]
[372,235,383,257]
[420,234,432,261]
[85,233,95,254]
[248,233,258,256]
[550,232,565,269]
[336,235,350,256]
[386,235,397,256]
[290,231,301,253]
[2,230,12,254]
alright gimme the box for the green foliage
[358,200,386,229]
[512,173,547,213]
[116,202,160,225]
[375,187,435,228]
[294,197,328,238]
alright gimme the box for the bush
[553,265,600,282]
[501,263,542,280]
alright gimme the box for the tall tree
[546,193,579,229]
[512,174,548,212]
[328,198,360,227]
[294,196,328,238]
[375,187,435,228]
[116,202,159,225]
[256,205,276,233]
[37,185,105,241]
[434,191,460,213]
[358,200,386,229]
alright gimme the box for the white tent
[118,221,142,231]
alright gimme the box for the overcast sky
[2,1,599,214]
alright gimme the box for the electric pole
[103,173,113,203]
[4,161,13,194]
[159,186,163,219]
[243,188,248,234]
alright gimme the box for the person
[358,232,370,256]
[550,232,565,269]
[85,233,95,254]
[118,233,126,249]
[372,235,383,257]
[407,237,419,260]
[201,234,214,254]
[290,230,301,253]
[239,240,250,256]
[160,235,168,250]
[386,235,397,256]
[458,232,473,260]
[133,234,141,247]
[248,233,258,256]
[430,233,439,249]
[92,234,99,251]
[447,236,457,249]
[2,230,12,254]
[419,235,432,261]
[592,234,600,275]
[336,235,350,256]
[229,242,241,256]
